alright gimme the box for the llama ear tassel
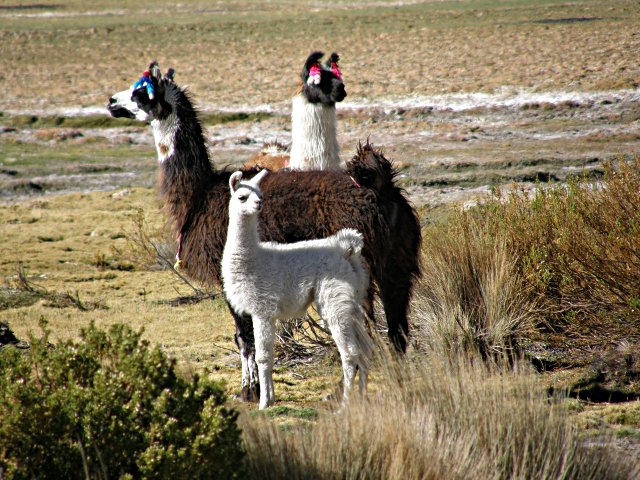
[304,51,324,85]
[326,52,342,80]
[307,64,322,85]
[229,171,243,193]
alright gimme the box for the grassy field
[1,0,640,476]
[1,0,639,112]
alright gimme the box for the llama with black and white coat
[289,51,344,170]
[222,169,372,409]
[247,51,345,171]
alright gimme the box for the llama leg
[227,302,260,402]
[359,364,368,395]
[379,207,421,353]
[379,275,412,353]
[253,316,276,409]
[323,306,359,406]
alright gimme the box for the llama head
[228,169,269,218]
[108,61,176,122]
[300,51,346,105]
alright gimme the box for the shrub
[480,158,640,338]
[0,322,245,479]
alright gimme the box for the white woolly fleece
[289,94,341,170]
[221,172,371,409]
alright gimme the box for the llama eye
[238,195,247,202]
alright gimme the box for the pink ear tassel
[331,62,342,80]
[307,64,322,85]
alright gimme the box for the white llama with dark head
[289,51,345,170]
[249,51,346,171]
[222,169,372,409]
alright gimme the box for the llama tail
[333,229,374,373]
[347,139,423,354]
[334,227,370,317]
[333,228,364,259]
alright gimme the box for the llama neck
[289,94,340,170]
[225,212,261,264]
[154,88,216,232]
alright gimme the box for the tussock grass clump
[242,354,635,480]
[0,321,245,479]
[414,216,532,359]
[481,158,640,338]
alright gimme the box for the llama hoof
[321,380,344,403]
[241,383,261,403]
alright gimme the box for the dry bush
[413,215,533,359]
[241,353,636,480]
[117,208,214,302]
[117,207,176,271]
[481,158,640,339]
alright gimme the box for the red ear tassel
[307,63,322,85]
[331,62,342,80]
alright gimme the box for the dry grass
[242,352,637,480]
[414,215,534,359]
[0,189,238,384]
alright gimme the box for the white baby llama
[222,169,372,409]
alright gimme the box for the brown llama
[245,51,345,172]
[108,62,421,401]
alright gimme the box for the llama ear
[252,169,269,186]
[302,51,324,83]
[326,52,343,80]
[164,68,176,82]
[148,61,162,80]
[325,52,340,67]
[304,51,324,70]
[229,171,243,194]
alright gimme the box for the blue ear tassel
[132,71,155,100]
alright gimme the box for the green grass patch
[0,111,277,130]
[0,141,150,173]
[1,114,140,129]
[199,111,275,126]
[262,406,319,421]
[0,288,41,311]
[616,428,640,441]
